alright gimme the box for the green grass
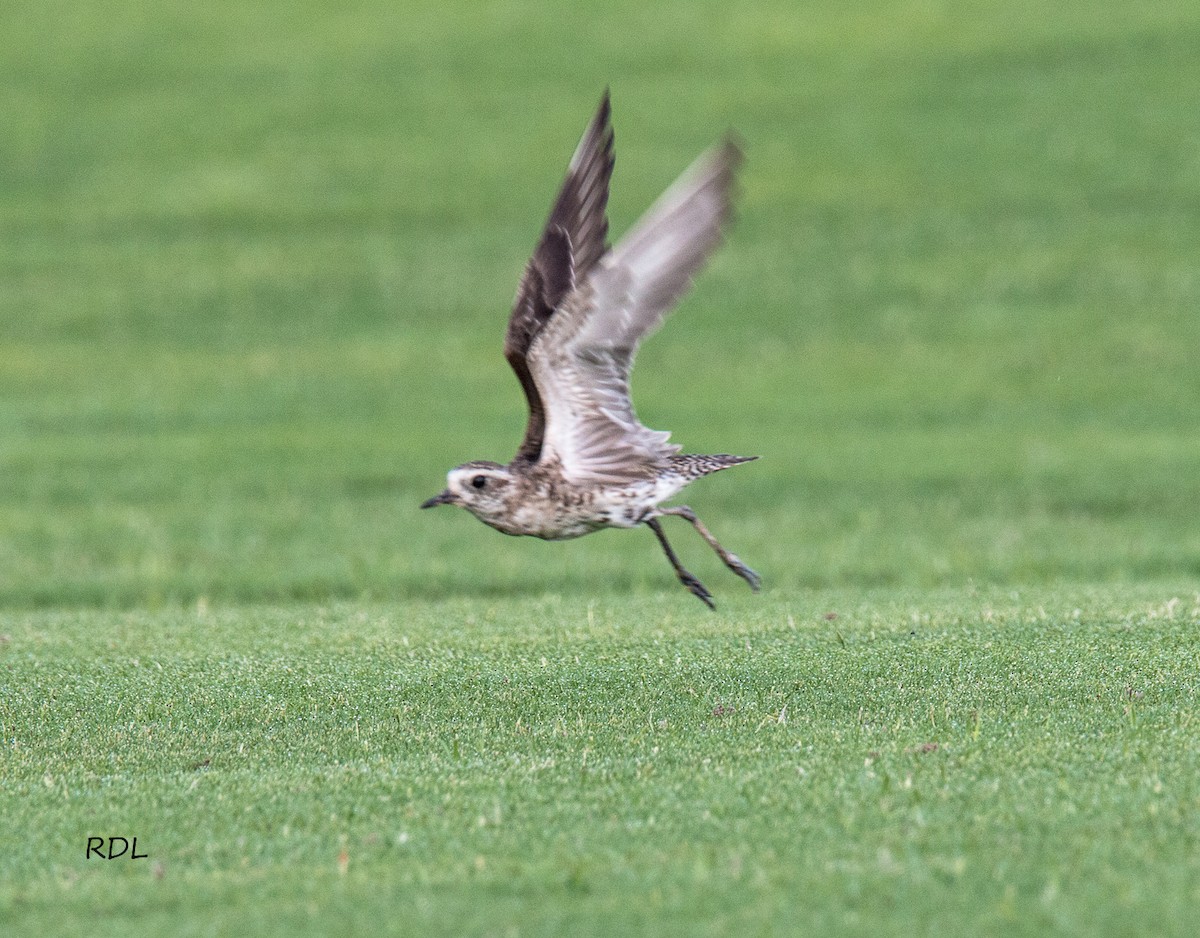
[2,0,1200,933]
[4,590,1200,935]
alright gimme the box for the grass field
[3,0,1200,934]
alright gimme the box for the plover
[421,91,759,608]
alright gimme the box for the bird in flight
[421,91,759,608]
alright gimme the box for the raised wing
[528,137,743,482]
[504,91,615,465]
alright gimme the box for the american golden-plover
[421,91,759,608]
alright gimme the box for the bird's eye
[471,475,487,490]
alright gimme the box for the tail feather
[668,453,758,482]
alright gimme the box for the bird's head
[420,461,515,524]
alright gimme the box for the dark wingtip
[588,88,612,145]
[721,129,746,164]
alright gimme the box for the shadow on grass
[0,571,655,613]
[5,558,1198,613]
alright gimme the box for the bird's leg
[646,517,715,609]
[659,506,762,591]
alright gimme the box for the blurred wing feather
[529,138,743,482]
[504,92,615,464]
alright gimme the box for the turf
[2,0,1200,934]
[4,590,1200,936]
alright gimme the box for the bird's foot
[678,571,716,610]
[723,554,762,592]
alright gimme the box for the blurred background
[3,0,1198,609]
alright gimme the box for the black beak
[420,490,456,509]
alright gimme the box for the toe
[681,574,716,610]
[739,565,762,592]
[725,554,762,591]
